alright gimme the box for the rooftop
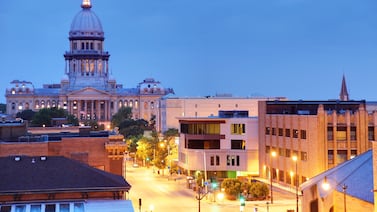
[0,155,131,195]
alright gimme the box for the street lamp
[270,151,276,204]
[292,155,299,212]
[322,177,348,212]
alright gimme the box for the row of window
[270,168,308,186]
[72,41,102,52]
[265,127,307,139]
[10,99,142,111]
[231,123,246,135]
[210,155,241,166]
[180,123,221,135]
[266,145,308,161]
[0,202,84,212]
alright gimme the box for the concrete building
[258,100,374,192]
[177,110,259,180]
[5,0,173,128]
[160,95,285,132]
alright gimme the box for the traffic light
[240,196,245,207]
[212,182,217,189]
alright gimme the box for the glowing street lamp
[322,177,348,212]
[292,155,299,212]
[270,151,276,204]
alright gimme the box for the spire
[81,0,92,9]
[339,74,349,101]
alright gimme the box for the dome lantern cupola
[82,0,92,9]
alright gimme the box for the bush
[221,178,269,201]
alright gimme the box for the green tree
[31,107,79,127]
[136,137,154,166]
[111,106,133,128]
[0,103,6,113]
[16,109,36,121]
[249,181,269,199]
[221,178,242,200]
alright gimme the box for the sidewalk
[151,169,299,212]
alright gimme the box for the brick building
[258,100,374,191]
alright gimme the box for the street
[125,162,299,212]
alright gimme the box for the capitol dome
[69,0,104,39]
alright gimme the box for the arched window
[118,100,123,108]
[35,100,40,109]
[135,100,139,109]
[129,100,133,108]
[25,102,30,110]
[151,102,154,109]
[11,102,16,110]
[18,103,23,110]
[144,102,148,109]
[124,100,128,107]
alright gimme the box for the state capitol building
[5,0,174,127]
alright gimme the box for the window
[278,128,283,136]
[328,150,334,164]
[231,140,245,150]
[231,124,245,135]
[351,150,357,159]
[327,127,334,140]
[271,128,276,135]
[301,152,307,161]
[30,205,41,212]
[293,129,298,138]
[59,204,70,212]
[45,204,56,212]
[300,130,306,139]
[15,205,26,212]
[350,127,356,141]
[285,129,290,137]
[74,203,84,212]
[210,155,220,166]
[337,150,347,163]
[227,155,240,166]
[285,149,291,158]
[279,148,285,157]
[336,126,347,141]
[265,145,270,154]
[265,127,271,135]
[265,127,270,135]
[368,126,375,141]
[73,42,77,50]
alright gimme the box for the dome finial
[82,0,92,9]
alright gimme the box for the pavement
[153,169,300,212]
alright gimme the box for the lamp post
[322,177,348,212]
[292,155,298,212]
[270,151,276,204]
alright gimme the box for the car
[132,163,139,168]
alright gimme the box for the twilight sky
[1,0,377,103]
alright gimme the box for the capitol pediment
[67,87,110,99]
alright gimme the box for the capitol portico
[5,0,174,127]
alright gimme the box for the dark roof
[0,156,131,195]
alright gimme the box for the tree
[111,106,133,128]
[221,178,242,200]
[0,103,6,113]
[31,107,79,127]
[16,109,35,121]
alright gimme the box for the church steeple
[339,74,349,101]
